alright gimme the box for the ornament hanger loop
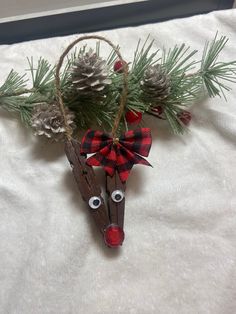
[55,35,129,141]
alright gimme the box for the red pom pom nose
[104,224,125,248]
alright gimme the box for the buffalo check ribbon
[80,128,152,182]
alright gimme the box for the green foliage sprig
[0,33,235,135]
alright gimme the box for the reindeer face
[65,140,126,248]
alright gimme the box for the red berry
[151,105,163,115]
[114,60,126,73]
[177,110,192,126]
[104,224,125,248]
[125,110,142,124]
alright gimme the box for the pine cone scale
[141,64,171,102]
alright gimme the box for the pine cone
[31,103,75,141]
[141,65,171,102]
[71,49,112,96]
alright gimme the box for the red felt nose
[104,224,125,248]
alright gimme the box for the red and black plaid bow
[80,128,152,182]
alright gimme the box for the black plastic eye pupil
[93,199,100,206]
[115,194,121,201]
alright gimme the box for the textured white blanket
[1,9,236,314]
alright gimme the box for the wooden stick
[106,172,126,229]
[65,139,109,233]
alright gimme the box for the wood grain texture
[106,172,126,228]
[65,139,109,233]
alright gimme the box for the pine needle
[0,34,235,135]
[27,57,55,92]
[200,34,236,98]
[0,70,27,94]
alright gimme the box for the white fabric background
[0,9,236,314]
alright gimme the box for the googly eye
[88,196,102,209]
[111,190,124,203]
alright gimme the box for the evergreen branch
[69,98,117,131]
[200,34,236,98]
[0,95,33,125]
[157,44,202,127]
[0,34,235,135]
[162,44,198,75]
[0,88,36,97]
[20,107,32,125]
[0,70,28,94]
[107,45,120,66]
[168,74,203,105]
[27,57,55,93]
[133,36,151,68]
[164,106,184,134]
[60,50,77,90]
[133,39,141,68]
[131,36,160,80]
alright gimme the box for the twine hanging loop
[55,35,129,141]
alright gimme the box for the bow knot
[80,128,152,182]
[113,137,120,145]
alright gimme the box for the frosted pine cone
[71,48,112,96]
[31,103,75,141]
[141,64,171,102]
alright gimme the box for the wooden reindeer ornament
[55,36,152,248]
